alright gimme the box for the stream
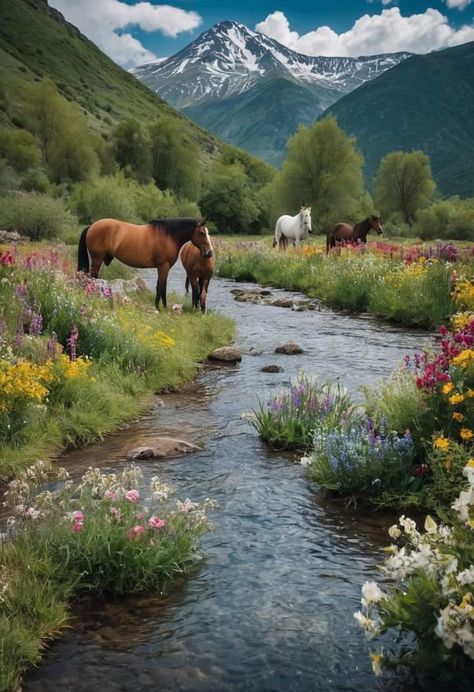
[24,266,434,692]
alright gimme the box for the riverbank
[214,239,473,329]
[0,243,234,479]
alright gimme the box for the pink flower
[110,507,123,522]
[178,499,197,513]
[127,525,145,540]
[172,303,183,314]
[104,489,118,502]
[24,507,40,520]
[135,511,146,520]
[72,510,84,522]
[148,515,166,529]
[125,489,140,503]
[71,522,83,533]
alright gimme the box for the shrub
[416,198,474,241]
[355,461,474,677]
[248,373,355,450]
[0,192,76,240]
[20,167,50,193]
[69,174,135,223]
[0,128,41,172]
[309,418,417,501]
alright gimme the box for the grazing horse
[77,217,213,310]
[272,206,312,250]
[326,215,383,253]
[181,240,215,313]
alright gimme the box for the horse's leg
[90,253,103,279]
[188,276,199,309]
[155,264,170,310]
[199,278,209,313]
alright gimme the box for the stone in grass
[261,364,284,373]
[271,297,294,308]
[126,437,201,460]
[209,346,242,363]
[275,342,304,355]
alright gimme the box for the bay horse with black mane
[181,240,215,313]
[326,215,383,253]
[77,217,213,310]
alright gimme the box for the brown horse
[326,215,383,253]
[181,240,215,313]
[77,217,213,310]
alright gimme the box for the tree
[24,78,99,183]
[0,128,41,172]
[199,163,260,233]
[271,116,365,231]
[149,118,199,200]
[374,151,436,226]
[112,118,152,183]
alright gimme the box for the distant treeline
[0,77,473,240]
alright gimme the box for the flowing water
[24,266,434,692]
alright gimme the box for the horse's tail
[185,276,190,293]
[77,226,90,273]
[272,219,280,249]
[272,238,277,248]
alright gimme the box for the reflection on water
[25,266,441,691]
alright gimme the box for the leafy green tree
[24,78,99,183]
[271,116,364,231]
[149,118,199,200]
[375,151,436,226]
[415,197,474,240]
[199,163,260,233]
[112,118,152,183]
[0,128,41,172]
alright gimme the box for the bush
[20,167,50,193]
[0,128,41,172]
[248,374,355,450]
[415,198,474,241]
[355,463,474,677]
[69,175,135,223]
[0,192,76,240]
[309,418,417,501]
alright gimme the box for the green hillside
[325,41,474,197]
[0,0,228,159]
[183,77,326,167]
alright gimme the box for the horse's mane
[149,218,199,237]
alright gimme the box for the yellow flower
[443,382,454,395]
[460,428,473,441]
[449,393,465,405]
[434,436,450,451]
[466,459,474,468]
[451,349,474,368]
[453,412,465,422]
[370,653,383,676]
[466,389,474,399]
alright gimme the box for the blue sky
[50,1,474,66]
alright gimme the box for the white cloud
[50,0,202,67]
[255,7,474,57]
[445,0,473,9]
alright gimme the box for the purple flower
[67,325,79,361]
[29,310,43,337]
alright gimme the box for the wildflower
[148,515,166,529]
[460,428,474,441]
[72,510,84,523]
[449,394,465,406]
[370,652,383,676]
[434,436,450,451]
[172,303,183,314]
[453,412,465,422]
[104,489,117,502]
[353,611,379,637]
[67,325,79,361]
[443,382,454,394]
[177,499,197,513]
[71,522,83,533]
[110,507,123,522]
[125,489,140,503]
[127,525,145,540]
[362,581,384,605]
[388,525,401,539]
[424,515,438,534]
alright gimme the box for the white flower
[424,515,438,534]
[362,581,384,606]
[300,456,312,467]
[457,566,474,586]
[388,524,401,539]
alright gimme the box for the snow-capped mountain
[133,20,411,110]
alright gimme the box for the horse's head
[370,215,384,235]
[191,219,213,258]
[300,206,312,235]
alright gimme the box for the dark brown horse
[326,215,383,253]
[181,240,215,313]
[77,217,213,310]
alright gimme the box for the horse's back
[332,222,355,239]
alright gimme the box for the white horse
[272,206,312,250]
